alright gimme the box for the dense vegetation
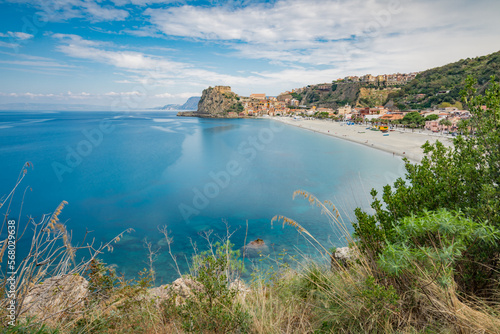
[297,50,500,110]
[297,83,361,109]
[2,77,500,333]
[389,51,500,109]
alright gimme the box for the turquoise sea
[0,111,406,284]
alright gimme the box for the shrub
[378,209,500,285]
[163,241,250,333]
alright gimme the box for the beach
[273,117,453,163]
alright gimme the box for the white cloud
[0,31,34,40]
[154,91,200,98]
[144,0,500,74]
[0,60,74,69]
[51,33,270,87]
[104,91,143,96]
[1,90,142,99]
[0,41,19,49]
[53,33,184,71]
[11,32,34,40]
[146,0,389,43]
[3,0,129,22]
[50,33,328,98]
[111,0,182,6]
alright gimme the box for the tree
[439,119,452,134]
[424,114,439,121]
[456,119,470,135]
[403,111,423,128]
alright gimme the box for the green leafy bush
[378,209,499,284]
[164,241,250,334]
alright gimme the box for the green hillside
[295,83,397,109]
[389,50,500,109]
[296,50,500,110]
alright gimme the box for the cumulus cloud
[51,33,272,87]
[53,33,184,71]
[50,32,329,98]
[146,0,367,43]
[144,0,500,72]
[4,0,500,103]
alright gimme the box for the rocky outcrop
[177,86,242,118]
[148,277,250,305]
[242,238,270,258]
[21,274,89,321]
[331,246,357,269]
[358,87,397,107]
[149,277,202,306]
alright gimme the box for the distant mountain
[153,103,182,110]
[180,96,201,110]
[154,96,201,111]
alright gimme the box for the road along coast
[273,117,453,163]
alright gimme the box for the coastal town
[215,70,472,135]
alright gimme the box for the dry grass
[242,272,316,334]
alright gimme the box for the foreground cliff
[177,86,243,118]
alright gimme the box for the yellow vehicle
[379,126,389,131]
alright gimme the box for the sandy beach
[273,117,453,163]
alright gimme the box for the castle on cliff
[214,86,231,93]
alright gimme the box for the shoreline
[272,117,453,163]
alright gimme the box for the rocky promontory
[177,86,243,118]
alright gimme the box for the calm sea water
[0,111,406,284]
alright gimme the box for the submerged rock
[242,238,270,258]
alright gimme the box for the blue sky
[0,0,499,108]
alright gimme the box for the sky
[0,0,499,109]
